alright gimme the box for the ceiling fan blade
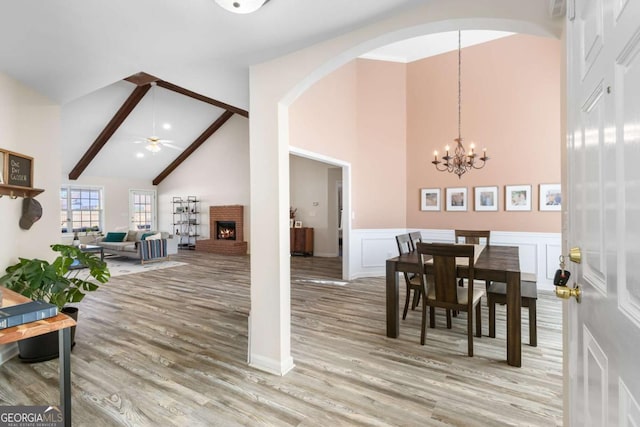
[163,143,183,151]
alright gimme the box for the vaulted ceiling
[0,1,513,183]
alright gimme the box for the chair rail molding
[348,228,561,290]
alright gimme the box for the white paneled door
[567,0,640,425]
[129,189,157,232]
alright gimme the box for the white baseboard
[249,354,295,376]
[348,228,560,290]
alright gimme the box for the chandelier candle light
[432,31,489,179]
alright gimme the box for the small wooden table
[79,244,104,261]
[386,245,522,367]
[0,287,76,426]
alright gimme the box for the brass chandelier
[432,31,489,179]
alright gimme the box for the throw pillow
[126,230,138,241]
[103,232,127,242]
[145,232,162,240]
[140,232,154,240]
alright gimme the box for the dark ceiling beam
[124,72,159,86]
[152,111,234,185]
[156,80,249,118]
[68,84,151,180]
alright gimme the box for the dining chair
[395,234,421,319]
[453,230,491,317]
[487,280,538,346]
[416,242,484,356]
[408,231,422,251]
[454,229,491,245]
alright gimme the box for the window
[60,186,103,234]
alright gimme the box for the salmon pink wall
[290,34,560,232]
[289,59,407,228]
[407,34,561,232]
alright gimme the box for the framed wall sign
[6,151,33,187]
[420,188,441,211]
[539,183,561,211]
[446,187,467,211]
[474,186,498,211]
[505,184,532,211]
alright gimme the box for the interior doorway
[289,148,351,281]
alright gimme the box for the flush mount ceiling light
[214,0,270,14]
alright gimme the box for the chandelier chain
[458,30,461,141]
[431,30,489,178]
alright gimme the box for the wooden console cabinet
[290,227,314,256]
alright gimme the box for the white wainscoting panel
[348,228,561,289]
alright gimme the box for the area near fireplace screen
[216,221,236,240]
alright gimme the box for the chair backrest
[416,242,475,307]
[395,234,413,255]
[454,229,490,246]
[408,231,422,251]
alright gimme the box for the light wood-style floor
[0,251,563,426]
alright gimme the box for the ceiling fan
[133,82,182,153]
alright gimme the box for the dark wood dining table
[385,245,522,367]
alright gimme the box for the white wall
[0,73,61,264]
[157,114,250,250]
[0,72,62,363]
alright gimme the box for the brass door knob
[555,285,581,303]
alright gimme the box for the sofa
[95,230,178,264]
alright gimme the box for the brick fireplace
[196,205,248,256]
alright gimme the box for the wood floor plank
[0,251,563,426]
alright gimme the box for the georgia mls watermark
[0,406,63,427]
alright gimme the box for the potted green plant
[0,244,110,362]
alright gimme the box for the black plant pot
[18,307,78,363]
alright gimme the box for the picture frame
[420,188,441,211]
[294,220,303,228]
[505,185,532,211]
[6,151,33,188]
[539,183,562,211]
[446,187,467,211]
[474,186,498,211]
